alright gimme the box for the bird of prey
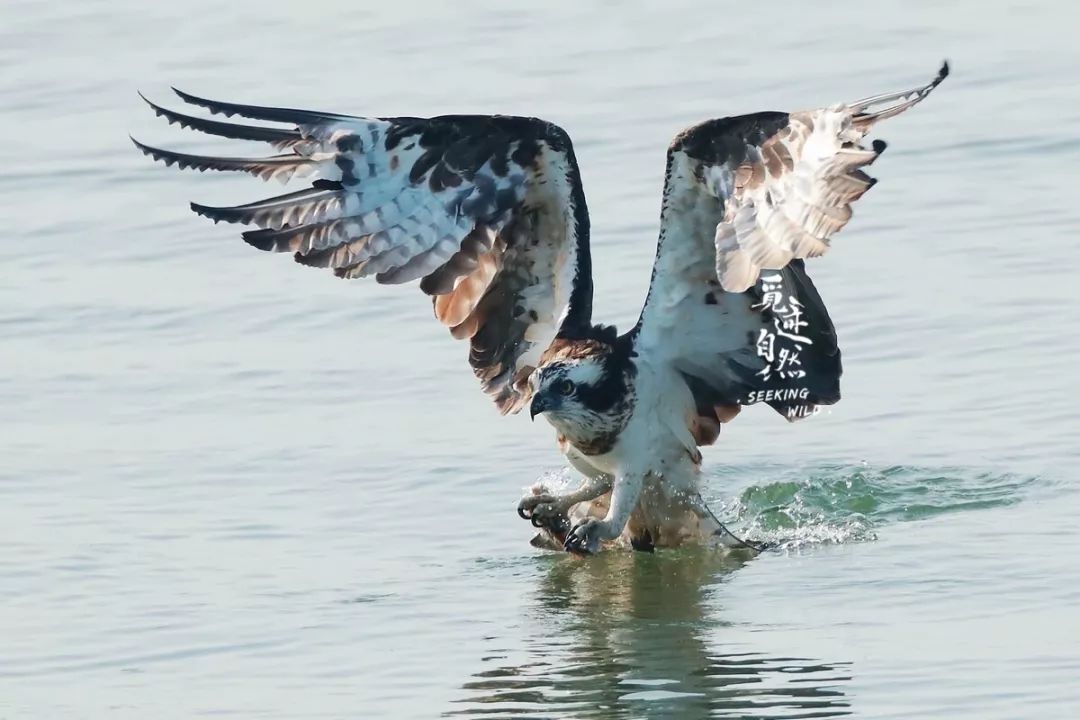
[133,62,948,554]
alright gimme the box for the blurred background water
[2,0,1079,717]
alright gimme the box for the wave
[709,463,1041,550]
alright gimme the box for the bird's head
[528,336,634,452]
[528,356,606,422]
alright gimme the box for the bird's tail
[738,259,843,423]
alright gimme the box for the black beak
[529,393,550,421]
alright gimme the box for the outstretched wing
[134,91,594,414]
[684,62,949,294]
[632,63,948,437]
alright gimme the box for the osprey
[134,62,948,554]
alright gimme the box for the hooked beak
[529,392,551,421]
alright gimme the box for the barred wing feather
[134,91,593,413]
[696,62,949,292]
[632,63,948,435]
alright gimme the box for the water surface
[3,0,1079,717]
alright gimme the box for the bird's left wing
[133,90,594,414]
[631,63,947,438]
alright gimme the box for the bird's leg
[518,474,612,536]
[564,473,643,555]
[685,491,773,552]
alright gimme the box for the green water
[4,0,1079,717]
[446,466,1065,718]
[730,465,1038,543]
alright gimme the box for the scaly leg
[517,474,612,535]
[564,473,644,554]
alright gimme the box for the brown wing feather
[669,61,949,292]
[633,63,947,435]
[135,94,593,413]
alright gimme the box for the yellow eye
[556,379,575,396]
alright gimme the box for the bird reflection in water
[449,548,852,719]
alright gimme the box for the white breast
[610,360,700,481]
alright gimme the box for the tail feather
[767,259,841,421]
[729,259,841,422]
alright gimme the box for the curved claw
[517,492,556,522]
[527,506,571,535]
[563,520,600,555]
[550,514,571,535]
[563,535,592,555]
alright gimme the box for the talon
[630,530,655,553]
[530,505,571,537]
[517,492,556,521]
[564,540,591,556]
[549,514,570,535]
[563,521,599,555]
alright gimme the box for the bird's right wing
[134,91,595,414]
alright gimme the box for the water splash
[713,463,1040,551]
[527,463,1042,553]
